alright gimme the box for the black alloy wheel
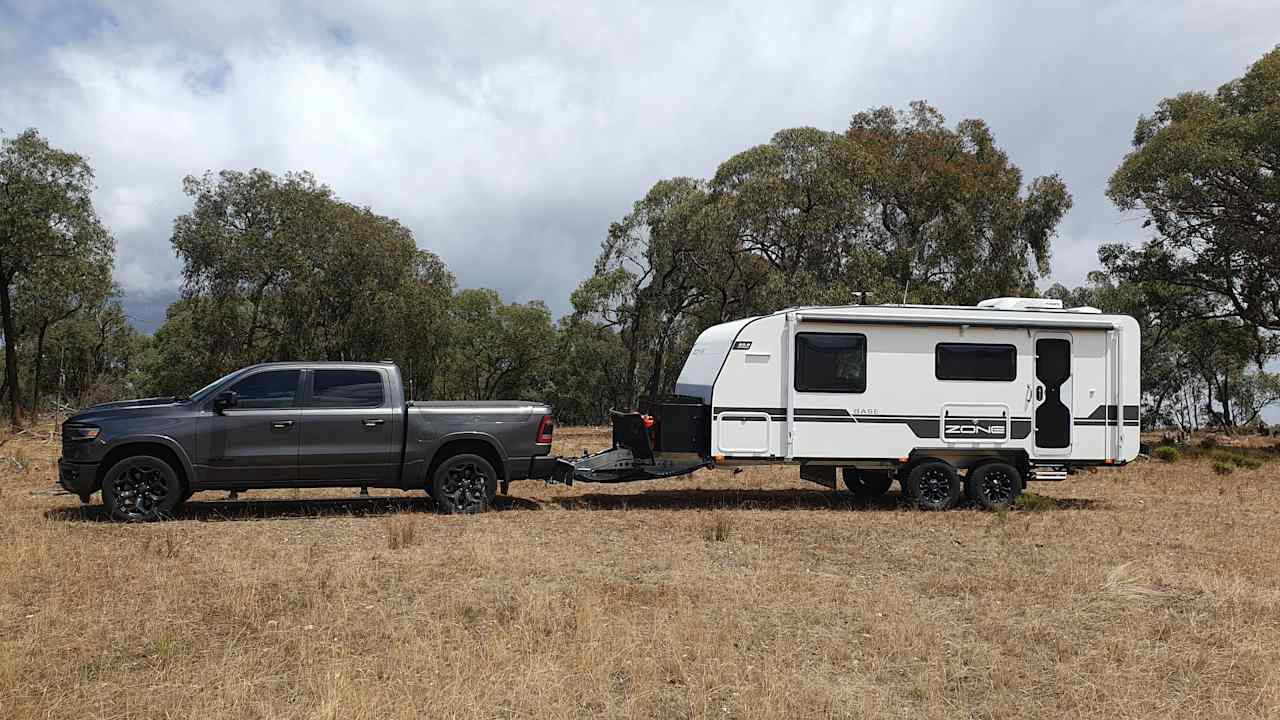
[965,462,1022,511]
[907,461,962,511]
[431,453,498,514]
[102,455,183,522]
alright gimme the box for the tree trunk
[28,323,49,423]
[0,279,22,427]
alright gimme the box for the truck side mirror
[213,391,239,415]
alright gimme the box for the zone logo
[945,422,1006,436]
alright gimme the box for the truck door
[1033,333,1073,455]
[297,368,400,486]
[197,369,302,486]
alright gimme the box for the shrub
[1199,436,1219,449]
[1212,450,1263,470]
[1211,461,1234,476]
[1152,446,1180,463]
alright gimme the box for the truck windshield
[187,368,245,403]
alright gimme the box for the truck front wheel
[101,455,184,522]
[431,454,498,514]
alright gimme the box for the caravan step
[1029,466,1068,482]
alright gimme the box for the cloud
[2,0,1279,335]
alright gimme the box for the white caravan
[555,298,1140,511]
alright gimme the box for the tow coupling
[547,410,712,485]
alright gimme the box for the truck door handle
[271,420,295,430]
[362,419,384,427]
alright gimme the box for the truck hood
[68,397,188,425]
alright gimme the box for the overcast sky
[3,1,1279,333]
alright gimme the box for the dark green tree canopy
[0,128,113,425]
[573,102,1073,406]
[149,168,453,396]
[1106,46,1280,330]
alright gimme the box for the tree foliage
[1106,46,1280,331]
[573,102,1072,407]
[432,289,554,401]
[145,169,454,397]
[0,129,114,425]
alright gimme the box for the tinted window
[229,370,300,409]
[936,343,1017,381]
[795,333,866,393]
[311,370,384,407]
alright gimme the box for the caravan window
[795,333,866,393]
[935,343,1017,381]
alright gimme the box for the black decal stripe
[1081,404,1142,421]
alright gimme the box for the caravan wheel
[965,462,1022,511]
[906,461,962,511]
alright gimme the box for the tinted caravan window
[311,370,385,407]
[795,333,866,393]
[935,343,1017,381]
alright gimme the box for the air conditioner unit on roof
[977,297,1064,311]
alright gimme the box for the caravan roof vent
[977,297,1064,311]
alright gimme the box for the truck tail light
[536,415,554,444]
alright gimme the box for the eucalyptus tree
[842,102,1072,304]
[160,169,454,394]
[15,255,113,418]
[0,129,113,426]
[1106,46,1280,331]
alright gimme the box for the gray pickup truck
[58,361,555,520]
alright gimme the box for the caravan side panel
[708,312,1140,466]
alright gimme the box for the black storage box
[659,396,709,454]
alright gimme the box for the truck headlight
[63,424,101,441]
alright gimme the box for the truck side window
[311,370,384,408]
[795,333,866,393]
[229,370,301,409]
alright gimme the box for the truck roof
[241,360,398,371]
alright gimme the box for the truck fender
[423,431,510,484]
[98,434,197,489]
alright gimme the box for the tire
[906,461,962,511]
[101,455,184,522]
[431,453,498,514]
[841,468,893,498]
[965,462,1022,511]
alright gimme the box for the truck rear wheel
[841,468,893,498]
[101,455,184,522]
[906,461,961,511]
[431,453,498,514]
[965,462,1022,511]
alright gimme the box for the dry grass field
[2,423,1279,719]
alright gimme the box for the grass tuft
[1014,492,1059,512]
[1211,460,1235,476]
[384,514,418,550]
[703,513,734,542]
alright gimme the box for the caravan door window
[795,333,866,393]
[935,343,1017,381]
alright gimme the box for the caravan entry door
[1033,333,1073,455]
